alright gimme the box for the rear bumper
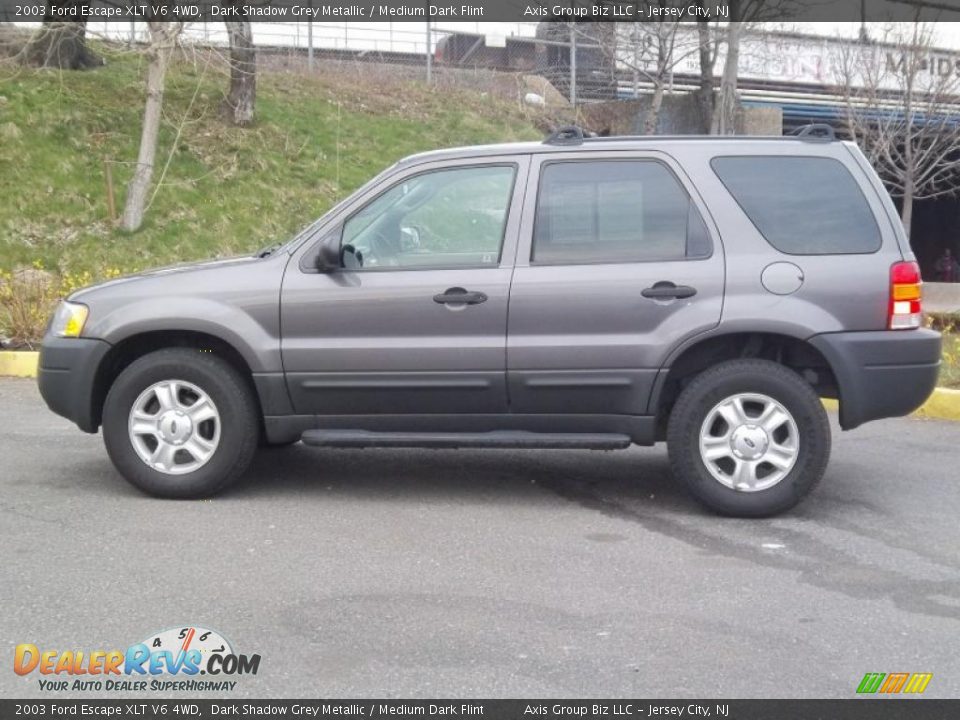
[809,328,941,430]
[37,337,112,433]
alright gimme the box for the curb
[0,350,39,378]
[2,350,959,422]
[913,387,960,422]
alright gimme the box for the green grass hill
[0,46,541,277]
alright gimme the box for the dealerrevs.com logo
[14,626,261,692]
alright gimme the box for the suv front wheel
[102,349,259,498]
[667,359,831,517]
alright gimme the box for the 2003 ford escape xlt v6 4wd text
[38,125,941,516]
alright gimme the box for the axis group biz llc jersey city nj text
[524,3,729,17]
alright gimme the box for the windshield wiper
[256,242,283,258]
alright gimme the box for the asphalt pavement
[1,377,959,699]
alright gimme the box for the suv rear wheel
[667,359,830,517]
[102,349,259,498]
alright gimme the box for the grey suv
[37,126,941,516]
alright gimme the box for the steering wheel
[369,228,402,266]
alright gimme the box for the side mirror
[316,234,342,273]
[341,244,364,271]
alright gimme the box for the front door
[507,152,725,416]
[282,158,528,416]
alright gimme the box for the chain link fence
[81,21,618,108]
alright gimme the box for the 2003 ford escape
[38,125,941,516]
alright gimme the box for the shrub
[0,263,122,349]
[0,266,59,349]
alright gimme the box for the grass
[0,44,542,343]
[927,313,959,390]
[940,329,960,389]
[0,46,541,279]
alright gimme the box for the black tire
[102,348,259,499]
[667,359,830,518]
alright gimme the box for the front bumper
[809,328,941,430]
[37,337,112,433]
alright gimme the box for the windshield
[265,162,401,256]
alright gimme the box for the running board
[300,429,631,450]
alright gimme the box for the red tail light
[888,261,922,330]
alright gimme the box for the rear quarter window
[711,156,882,255]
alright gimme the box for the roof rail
[544,125,592,146]
[793,123,836,140]
[540,125,838,146]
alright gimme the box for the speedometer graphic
[141,626,234,668]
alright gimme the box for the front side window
[711,156,882,255]
[341,165,516,270]
[532,160,709,265]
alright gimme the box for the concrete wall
[580,95,782,136]
[924,282,960,314]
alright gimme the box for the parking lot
[2,376,959,699]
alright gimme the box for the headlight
[49,301,89,338]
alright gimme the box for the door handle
[433,287,488,305]
[641,282,697,300]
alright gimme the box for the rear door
[282,156,528,415]
[506,151,724,415]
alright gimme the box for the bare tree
[695,7,720,133]
[569,2,801,136]
[712,19,743,134]
[631,22,703,134]
[121,20,182,232]
[26,1,103,70]
[222,15,256,127]
[573,14,703,134]
[705,1,804,134]
[838,22,960,237]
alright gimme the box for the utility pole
[307,4,314,70]
[569,24,577,106]
[426,20,432,83]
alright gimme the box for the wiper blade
[256,243,282,258]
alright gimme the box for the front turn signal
[49,301,89,338]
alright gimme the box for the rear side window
[532,160,711,265]
[711,156,881,255]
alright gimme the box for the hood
[69,255,266,301]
